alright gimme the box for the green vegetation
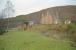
[63,24,76,47]
[30,24,76,47]
[0,23,76,50]
[0,28,6,35]
[0,30,76,50]
[51,24,76,47]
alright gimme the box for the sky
[0,0,76,17]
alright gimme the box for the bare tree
[3,0,15,30]
[0,0,15,33]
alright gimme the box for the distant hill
[15,5,76,23]
[2,5,76,28]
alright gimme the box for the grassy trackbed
[0,30,76,50]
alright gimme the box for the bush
[66,24,76,47]
[0,28,6,35]
[51,24,76,47]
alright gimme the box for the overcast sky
[0,0,76,16]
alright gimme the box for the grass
[0,30,76,50]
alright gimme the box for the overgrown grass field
[0,30,76,50]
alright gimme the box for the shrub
[66,24,76,47]
[51,24,76,47]
[0,28,6,35]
